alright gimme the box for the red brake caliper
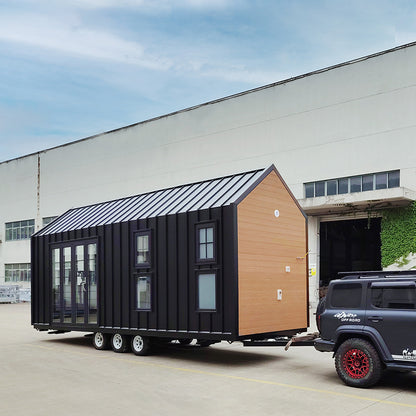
[343,348,370,378]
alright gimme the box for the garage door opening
[319,218,381,287]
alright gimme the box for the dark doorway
[319,218,381,286]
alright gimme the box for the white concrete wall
[1,44,416,301]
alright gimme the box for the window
[388,170,400,188]
[136,275,151,310]
[196,224,215,262]
[304,170,400,198]
[43,216,58,227]
[330,283,362,308]
[5,220,35,241]
[338,178,349,194]
[315,181,325,197]
[375,172,388,190]
[305,183,314,198]
[326,180,337,196]
[135,231,151,267]
[362,174,374,191]
[5,263,31,282]
[350,176,362,193]
[371,286,416,309]
[197,272,216,310]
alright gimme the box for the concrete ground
[1,303,416,416]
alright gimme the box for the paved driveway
[1,303,416,416]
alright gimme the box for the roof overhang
[298,187,416,216]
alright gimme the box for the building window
[388,170,400,188]
[5,263,31,282]
[197,272,216,311]
[135,275,151,310]
[305,183,314,198]
[135,231,151,267]
[5,220,35,241]
[362,174,374,191]
[196,224,216,262]
[350,176,362,193]
[375,172,388,190]
[326,180,337,196]
[338,178,349,194]
[43,216,58,227]
[304,170,400,198]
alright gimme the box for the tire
[131,335,151,356]
[335,338,382,388]
[111,333,130,353]
[316,296,326,331]
[93,332,110,350]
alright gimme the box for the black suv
[315,271,416,388]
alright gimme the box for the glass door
[52,241,98,325]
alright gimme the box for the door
[366,281,416,361]
[52,241,98,325]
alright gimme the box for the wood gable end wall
[237,170,308,336]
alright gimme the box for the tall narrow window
[197,272,216,311]
[197,224,215,262]
[52,249,61,323]
[135,231,151,267]
[136,275,151,310]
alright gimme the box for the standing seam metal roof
[36,166,270,236]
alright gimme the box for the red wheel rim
[342,348,370,379]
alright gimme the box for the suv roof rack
[338,270,416,280]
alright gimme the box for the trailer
[31,165,309,355]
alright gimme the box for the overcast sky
[1,0,416,162]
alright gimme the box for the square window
[375,173,388,189]
[136,275,151,310]
[388,170,400,188]
[197,273,216,310]
[304,183,314,198]
[196,224,216,263]
[362,174,374,191]
[350,176,362,193]
[135,231,151,267]
[338,178,349,194]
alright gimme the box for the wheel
[335,338,382,388]
[111,333,130,353]
[179,338,193,345]
[93,332,110,350]
[131,335,151,356]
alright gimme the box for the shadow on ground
[40,334,286,367]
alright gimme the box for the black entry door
[320,218,381,286]
[52,241,98,325]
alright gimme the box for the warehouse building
[1,41,416,310]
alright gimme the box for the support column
[307,216,320,311]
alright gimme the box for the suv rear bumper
[314,338,335,352]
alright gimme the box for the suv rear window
[330,283,362,308]
[371,287,416,309]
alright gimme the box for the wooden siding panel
[238,171,308,336]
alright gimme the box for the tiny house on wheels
[31,165,309,355]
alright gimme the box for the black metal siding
[32,206,238,339]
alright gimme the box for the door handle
[368,316,383,322]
